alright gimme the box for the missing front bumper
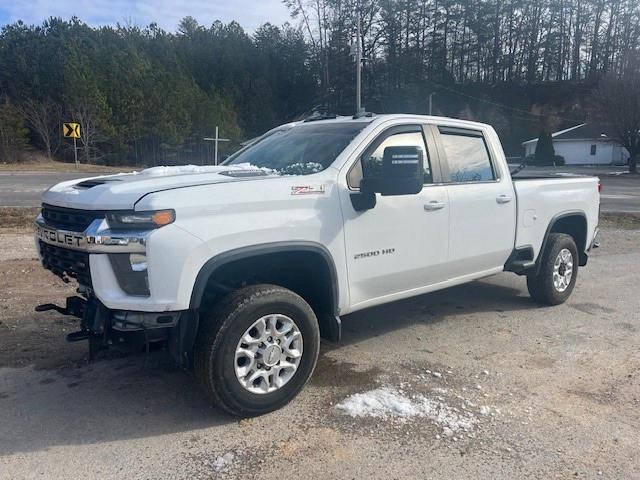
[35,295,188,361]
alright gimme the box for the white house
[522,123,630,165]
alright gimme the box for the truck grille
[39,241,92,286]
[42,204,105,231]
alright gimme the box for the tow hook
[35,296,86,319]
[36,296,95,347]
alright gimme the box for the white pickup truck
[35,114,600,416]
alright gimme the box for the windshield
[225,122,367,175]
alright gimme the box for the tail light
[598,182,602,193]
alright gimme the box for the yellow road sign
[63,122,81,138]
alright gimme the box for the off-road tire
[194,284,320,417]
[527,233,578,306]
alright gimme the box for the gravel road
[0,227,638,479]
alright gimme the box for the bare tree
[593,60,640,173]
[74,103,104,165]
[19,99,62,160]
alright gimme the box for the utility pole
[428,92,436,116]
[355,14,363,115]
[203,126,230,165]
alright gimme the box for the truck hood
[42,164,278,210]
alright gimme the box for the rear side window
[439,130,495,183]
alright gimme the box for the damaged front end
[35,296,192,362]
[34,204,197,365]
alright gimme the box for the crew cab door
[339,124,450,309]
[433,125,516,278]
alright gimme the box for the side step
[506,259,536,274]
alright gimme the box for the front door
[339,124,450,310]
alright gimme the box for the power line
[377,63,587,124]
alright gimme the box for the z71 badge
[354,248,395,260]
[291,185,326,195]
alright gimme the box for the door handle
[424,201,445,211]
[496,194,512,204]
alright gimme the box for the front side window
[226,122,367,175]
[349,127,432,187]
[590,144,597,155]
[440,131,495,183]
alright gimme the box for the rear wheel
[194,284,320,416]
[527,233,578,305]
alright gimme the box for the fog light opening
[129,253,148,272]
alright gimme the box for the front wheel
[527,233,579,305]
[194,284,320,417]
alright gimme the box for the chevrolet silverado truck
[34,114,600,416]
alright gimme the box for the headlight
[106,209,175,229]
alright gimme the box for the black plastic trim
[108,253,150,296]
[536,211,588,274]
[504,245,535,274]
[189,241,340,316]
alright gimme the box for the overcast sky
[0,0,293,32]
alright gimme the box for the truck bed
[512,175,600,261]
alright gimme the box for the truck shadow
[0,274,538,456]
[338,274,538,346]
[0,353,237,456]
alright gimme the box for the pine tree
[535,130,555,165]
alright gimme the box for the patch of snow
[335,387,476,434]
[478,405,492,416]
[212,452,235,473]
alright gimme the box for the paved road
[0,172,96,207]
[1,167,638,212]
[511,165,639,213]
[1,227,639,479]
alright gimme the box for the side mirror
[360,146,424,196]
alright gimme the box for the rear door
[433,125,516,279]
[339,124,450,309]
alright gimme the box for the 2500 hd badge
[353,248,396,260]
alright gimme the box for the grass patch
[0,207,40,232]
[0,152,137,173]
[600,212,640,230]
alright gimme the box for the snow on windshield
[225,122,367,175]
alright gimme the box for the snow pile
[211,452,235,473]
[139,163,275,177]
[335,387,476,434]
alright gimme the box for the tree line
[0,0,639,166]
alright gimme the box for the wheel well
[195,249,337,318]
[548,214,587,263]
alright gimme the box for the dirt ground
[0,227,639,480]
